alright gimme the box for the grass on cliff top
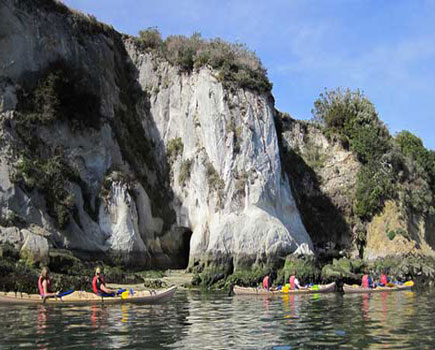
[135,29,272,94]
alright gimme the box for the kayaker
[361,271,374,289]
[379,270,389,286]
[289,271,308,290]
[262,275,271,290]
[38,267,58,299]
[92,267,117,297]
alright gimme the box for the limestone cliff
[1,0,433,271]
[0,0,312,269]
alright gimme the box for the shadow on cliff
[110,34,192,269]
[6,15,192,269]
[275,117,352,261]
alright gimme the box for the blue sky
[64,0,435,150]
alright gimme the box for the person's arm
[99,283,116,294]
[295,278,309,290]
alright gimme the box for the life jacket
[38,275,52,296]
[362,275,369,288]
[92,275,106,294]
[262,276,270,289]
[289,275,296,290]
[380,274,388,285]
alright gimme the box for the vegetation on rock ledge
[311,88,435,252]
[136,29,272,94]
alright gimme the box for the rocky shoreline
[2,240,433,294]
[190,254,435,291]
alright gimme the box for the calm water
[0,289,434,350]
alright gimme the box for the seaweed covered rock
[277,255,320,286]
[224,267,268,289]
[321,258,365,283]
[369,255,435,287]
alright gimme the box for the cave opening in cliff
[165,227,193,269]
[178,228,193,269]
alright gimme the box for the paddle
[404,281,414,287]
[57,290,74,297]
[41,290,73,304]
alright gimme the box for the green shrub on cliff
[206,161,225,191]
[11,154,75,229]
[313,88,390,163]
[135,30,272,93]
[354,163,395,219]
[167,137,184,163]
[17,64,102,130]
[395,131,435,212]
[312,88,435,224]
[179,159,193,185]
[138,27,164,50]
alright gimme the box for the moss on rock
[277,256,320,286]
[321,258,365,283]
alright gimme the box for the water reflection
[0,290,434,349]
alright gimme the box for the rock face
[365,201,435,260]
[278,116,360,255]
[278,115,435,259]
[0,0,312,269]
[0,0,170,267]
[2,0,431,270]
[20,229,50,265]
[125,41,313,269]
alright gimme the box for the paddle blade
[121,291,129,300]
[57,290,74,297]
[404,281,414,287]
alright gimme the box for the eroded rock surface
[0,0,313,269]
[126,44,312,268]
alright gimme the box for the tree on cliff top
[312,88,390,164]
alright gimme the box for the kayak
[233,282,336,295]
[0,286,177,305]
[343,283,413,294]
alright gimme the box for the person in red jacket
[38,267,58,299]
[262,275,270,290]
[92,267,117,297]
[379,270,389,286]
[289,270,308,290]
[361,270,374,288]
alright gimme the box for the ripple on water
[0,290,434,349]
